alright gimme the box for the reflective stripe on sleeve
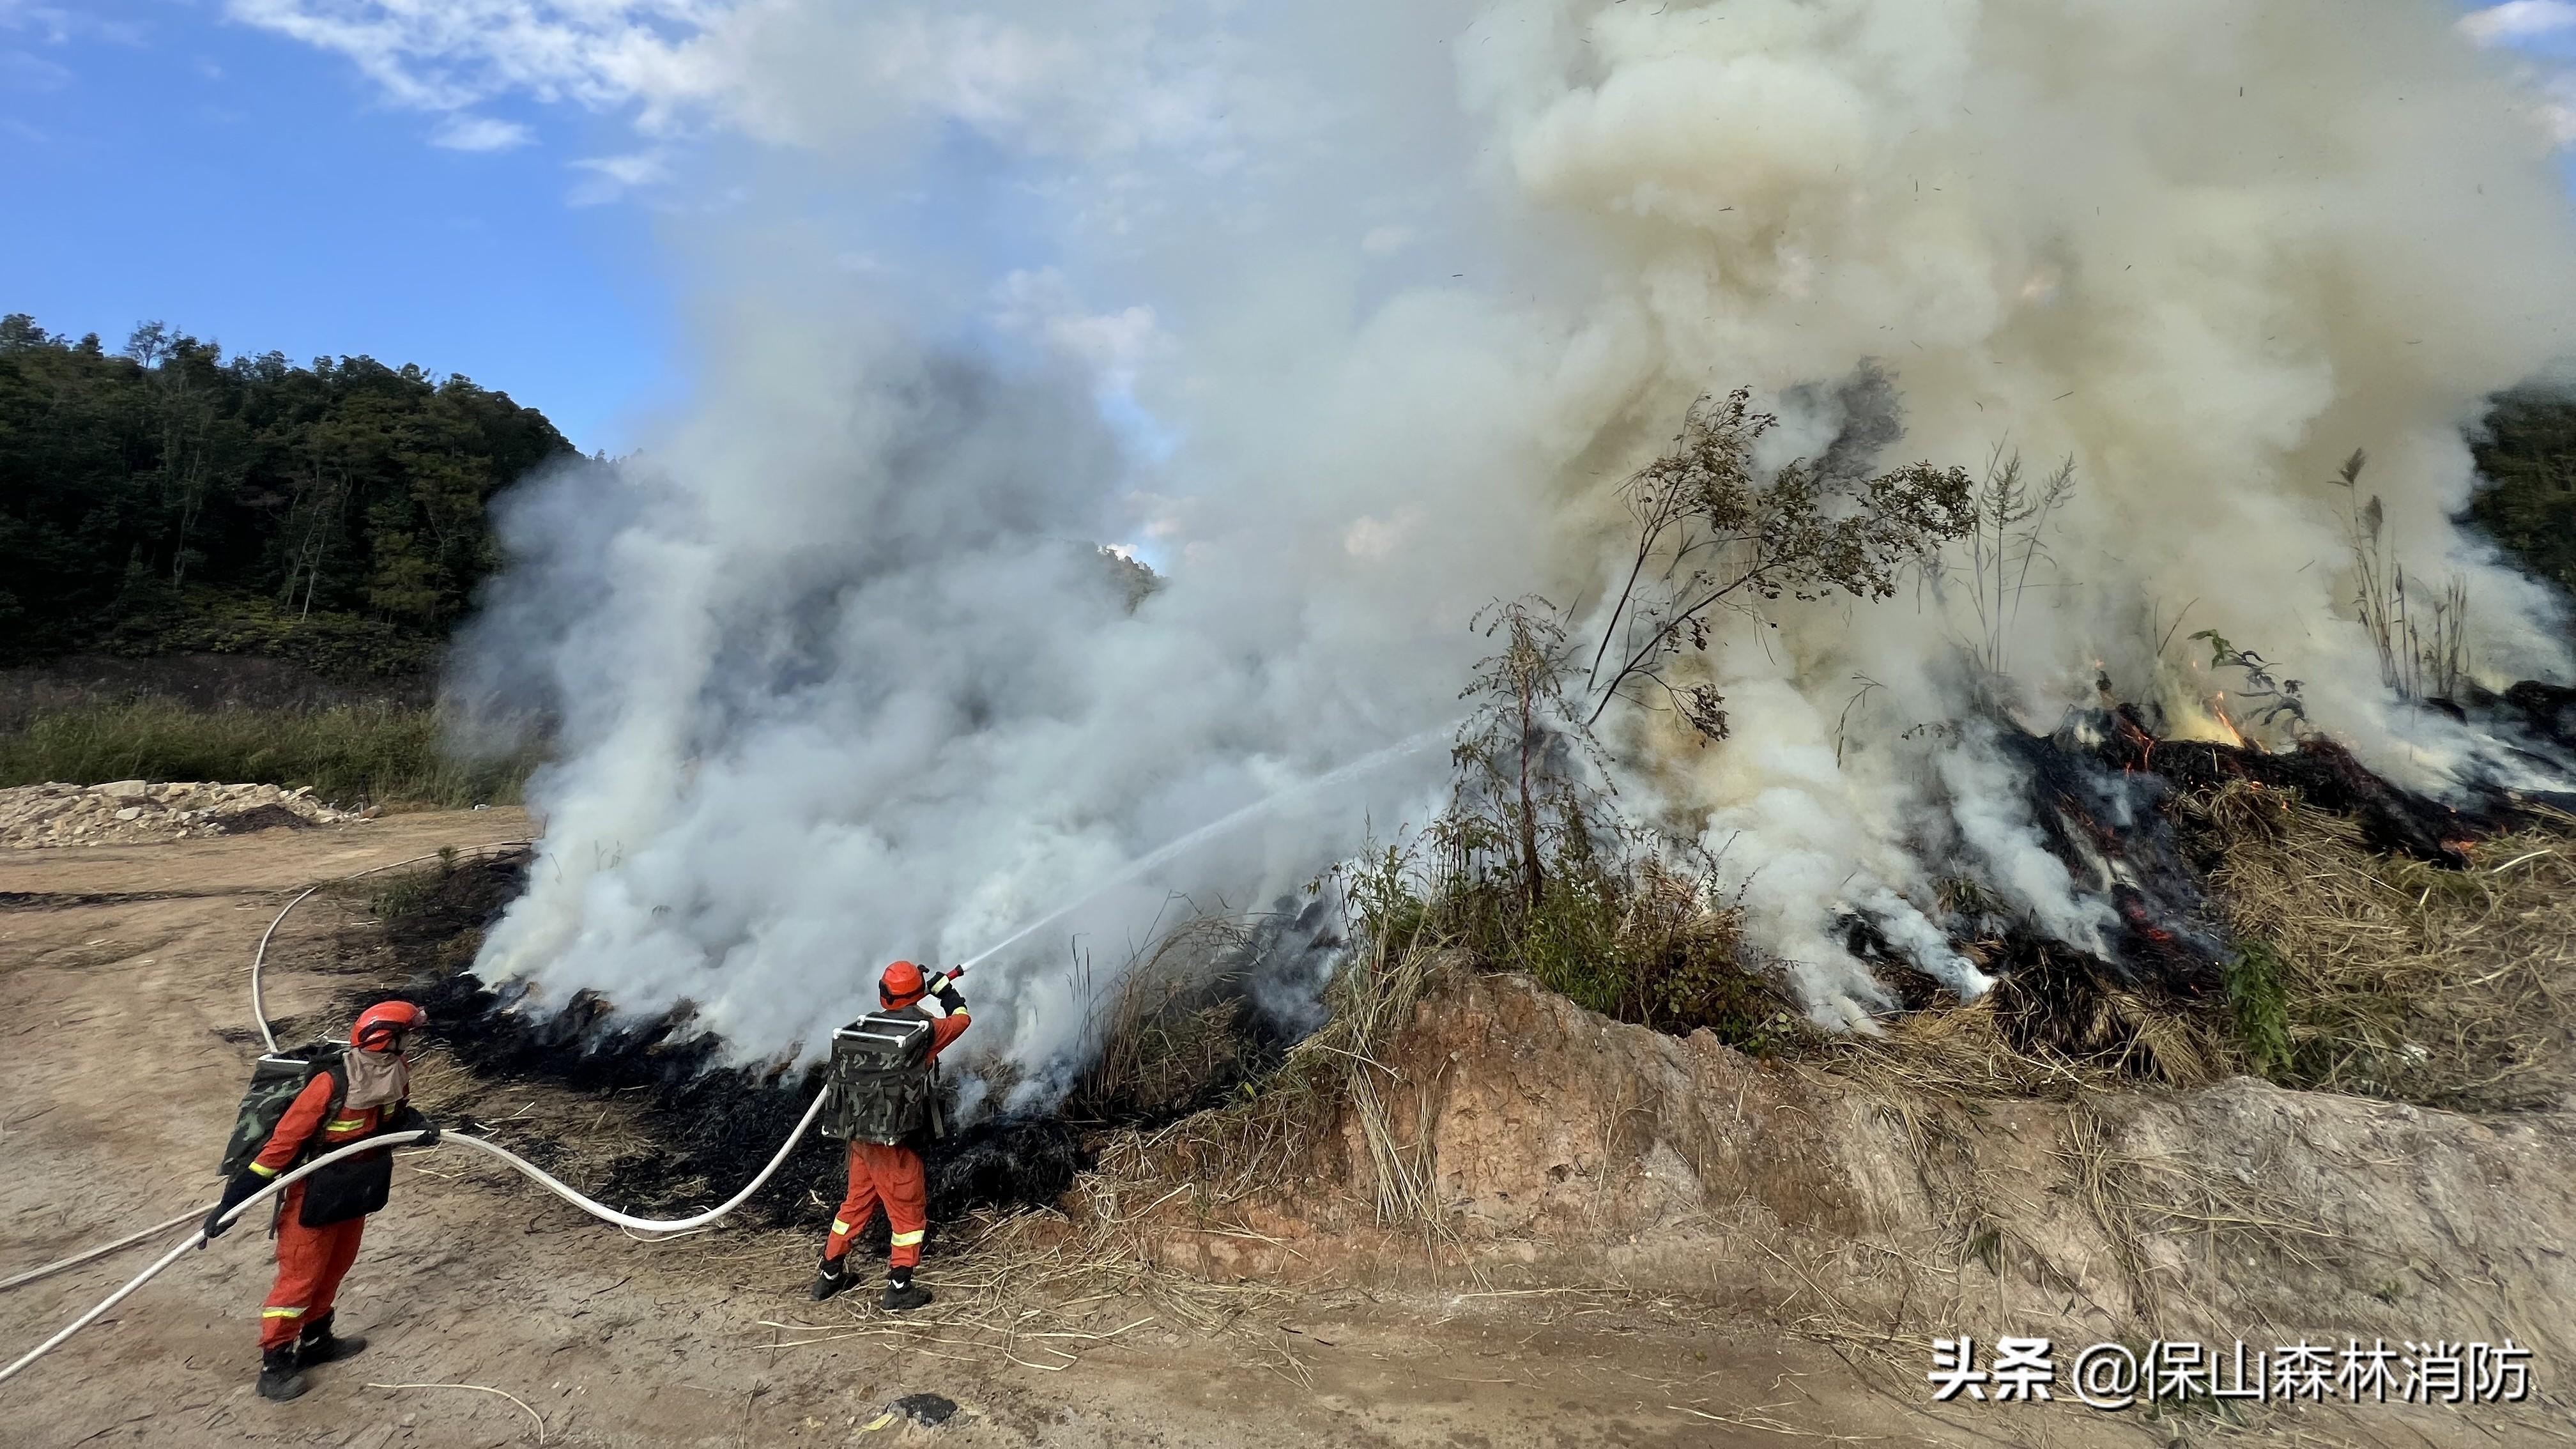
[248,1163,279,1178]
[325,1117,369,1133]
[889,1230,926,1247]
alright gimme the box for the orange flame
[2208,691,2246,747]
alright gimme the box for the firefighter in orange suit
[811,961,970,1310]
[203,1000,438,1401]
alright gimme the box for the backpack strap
[320,1055,349,1122]
[293,1055,351,1169]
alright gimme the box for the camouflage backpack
[820,1007,945,1146]
[218,1041,347,1177]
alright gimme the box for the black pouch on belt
[296,1147,394,1227]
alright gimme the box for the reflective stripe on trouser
[259,1187,367,1350]
[825,1140,930,1269]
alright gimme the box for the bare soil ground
[0,815,2557,1447]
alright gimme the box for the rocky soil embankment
[1149,972,2576,1363]
[0,780,358,848]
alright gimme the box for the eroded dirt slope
[1131,978,2576,1445]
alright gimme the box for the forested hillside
[0,314,574,675]
[3,307,2572,686]
[2471,384,2576,606]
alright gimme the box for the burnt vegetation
[1357,387,2576,1117]
[314,381,2576,1250]
[341,852,1316,1234]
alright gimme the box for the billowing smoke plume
[436,1,2576,1077]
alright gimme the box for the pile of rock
[0,781,360,849]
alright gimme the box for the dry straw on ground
[1093,927,1457,1223]
[1796,782,2575,1113]
[736,1203,1319,1384]
[2197,782,2576,1112]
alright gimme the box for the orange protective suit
[247,1074,401,1350]
[824,1009,970,1268]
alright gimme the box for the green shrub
[98,588,441,678]
[2225,941,2294,1080]
[1343,839,1792,1054]
[0,700,534,808]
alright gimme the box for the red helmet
[878,961,927,1009]
[351,1000,426,1053]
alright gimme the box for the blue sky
[0,3,678,452]
[4,1,2568,457]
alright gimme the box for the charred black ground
[326,695,2567,1226]
[1841,688,2572,1073]
[337,852,1081,1232]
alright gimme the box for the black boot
[881,1268,933,1312]
[255,1345,308,1402]
[810,1253,855,1302]
[296,1310,367,1365]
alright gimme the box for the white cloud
[225,0,725,118]
[990,267,1174,382]
[2462,2,2576,45]
[0,0,137,44]
[0,47,66,93]
[226,2,1277,190]
[433,113,533,150]
[0,3,72,42]
[567,148,669,205]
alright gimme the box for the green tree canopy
[2470,385,2576,611]
[0,314,575,673]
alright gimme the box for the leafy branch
[1583,388,1976,739]
[2188,630,2309,730]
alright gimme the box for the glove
[387,1105,440,1148]
[934,981,967,1016]
[201,1168,266,1244]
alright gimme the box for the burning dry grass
[2194,781,2576,1112]
[1062,764,2576,1315]
[1793,782,2575,1115]
[324,751,2575,1380]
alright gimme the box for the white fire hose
[0,841,848,1388]
[6,731,1403,1389]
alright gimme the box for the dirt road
[0,815,2217,1446]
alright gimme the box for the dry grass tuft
[1094,930,1459,1225]
[1065,916,1273,1126]
[1799,990,2225,1107]
[2194,782,2576,1111]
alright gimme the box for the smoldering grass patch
[1098,924,1462,1223]
[2192,783,2576,1112]
[1061,914,1307,1130]
[308,710,2576,1302]
[332,850,1254,1233]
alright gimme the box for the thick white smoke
[422,1,2575,1073]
